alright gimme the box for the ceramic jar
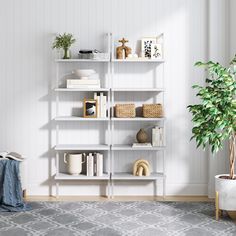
[136,128,148,143]
[64,153,85,175]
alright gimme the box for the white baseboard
[26,182,208,196]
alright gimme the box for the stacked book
[67,78,100,89]
[94,92,107,118]
[86,153,104,177]
[132,143,152,148]
[152,126,164,146]
[0,151,25,162]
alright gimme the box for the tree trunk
[229,133,236,179]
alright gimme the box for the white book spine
[152,128,156,146]
[100,93,104,118]
[152,127,160,146]
[94,93,100,117]
[96,154,103,176]
[157,128,160,146]
[94,153,97,176]
[86,153,94,176]
[159,127,164,146]
[102,95,107,118]
[67,84,100,89]
[67,79,100,85]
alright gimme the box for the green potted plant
[52,33,76,59]
[188,56,236,219]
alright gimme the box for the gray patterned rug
[0,201,235,236]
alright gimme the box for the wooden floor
[25,195,213,202]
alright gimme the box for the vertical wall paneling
[0,0,214,196]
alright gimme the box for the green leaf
[188,57,236,155]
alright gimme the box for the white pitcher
[64,153,85,175]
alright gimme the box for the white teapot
[64,153,85,175]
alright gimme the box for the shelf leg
[216,191,220,220]
[111,179,114,199]
[153,180,157,198]
[107,179,110,199]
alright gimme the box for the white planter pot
[215,174,236,211]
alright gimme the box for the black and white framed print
[151,43,163,59]
[141,37,157,58]
[83,99,97,118]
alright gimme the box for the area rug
[0,201,235,236]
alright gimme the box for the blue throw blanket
[0,159,30,212]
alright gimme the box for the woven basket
[115,104,136,118]
[142,104,164,118]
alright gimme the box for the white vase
[64,153,85,175]
[215,174,236,210]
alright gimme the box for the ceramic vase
[63,48,71,59]
[136,128,148,143]
[64,153,85,175]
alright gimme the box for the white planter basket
[215,174,236,211]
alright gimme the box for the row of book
[94,92,107,118]
[86,153,104,177]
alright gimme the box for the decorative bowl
[73,69,96,78]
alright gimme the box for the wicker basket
[142,104,164,118]
[115,104,136,118]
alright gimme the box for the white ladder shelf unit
[53,33,166,199]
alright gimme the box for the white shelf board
[112,59,165,63]
[55,88,109,92]
[55,173,109,180]
[112,144,165,151]
[112,88,164,92]
[55,116,109,121]
[54,144,109,151]
[55,59,110,62]
[112,172,164,180]
[111,117,165,121]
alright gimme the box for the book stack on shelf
[94,92,107,118]
[67,79,100,89]
[0,151,25,162]
[86,153,104,177]
[67,69,101,89]
[132,143,152,148]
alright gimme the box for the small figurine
[116,38,132,59]
[133,159,150,177]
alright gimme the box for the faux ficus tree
[52,33,76,59]
[188,56,236,179]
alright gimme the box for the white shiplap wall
[0,0,211,196]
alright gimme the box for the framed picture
[83,99,97,118]
[151,43,162,59]
[141,37,157,58]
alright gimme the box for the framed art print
[151,43,162,59]
[141,37,157,58]
[83,99,97,118]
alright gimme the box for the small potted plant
[188,56,236,220]
[52,33,76,59]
